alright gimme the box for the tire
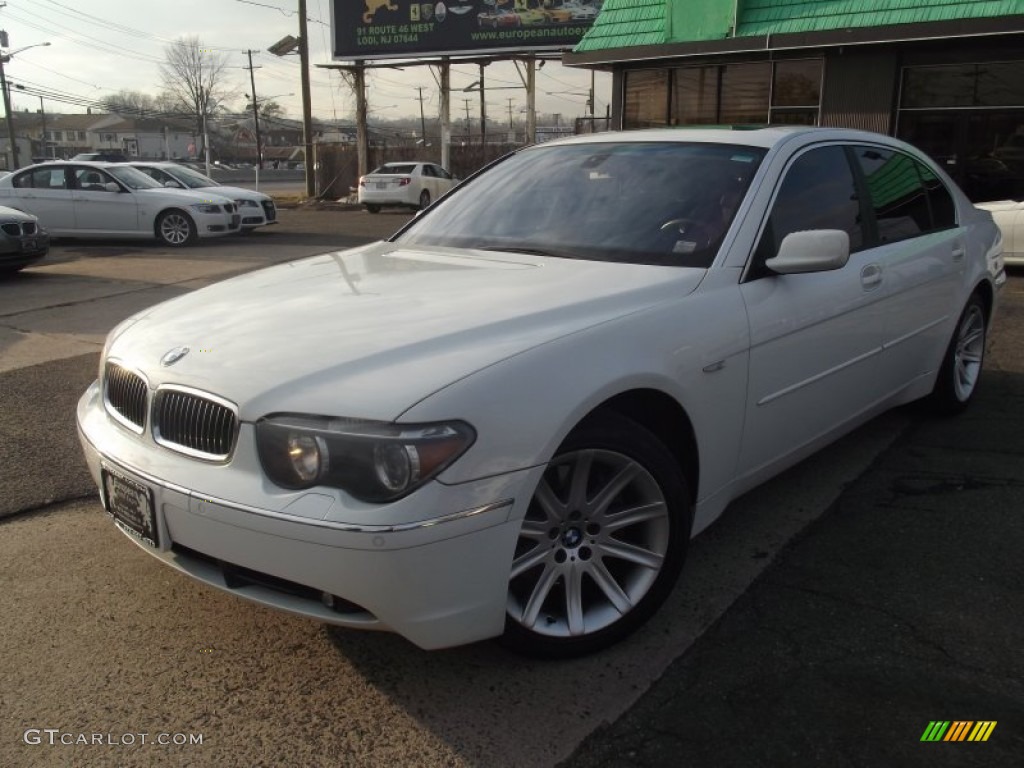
[156,209,197,247]
[501,411,692,658]
[928,294,987,415]
[365,204,381,214]
[419,190,431,210]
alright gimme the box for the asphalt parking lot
[0,212,1020,766]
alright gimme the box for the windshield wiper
[479,245,578,259]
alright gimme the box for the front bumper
[194,211,241,238]
[77,380,535,650]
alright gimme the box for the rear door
[8,167,76,231]
[849,146,964,393]
[738,143,887,476]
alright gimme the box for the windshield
[168,165,218,188]
[107,166,163,190]
[396,141,766,268]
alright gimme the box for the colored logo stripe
[968,722,997,742]
[921,721,996,742]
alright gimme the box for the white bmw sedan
[130,161,277,231]
[0,161,241,246]
[77,128,1003,657]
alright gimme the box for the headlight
[256,414,476,502]
[191,203,223,214]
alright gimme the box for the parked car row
[0,160,278,272]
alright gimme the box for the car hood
[205,184,270,201]
[135,187,235,205]
[107,242,705,421]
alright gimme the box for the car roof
[538,126,892,151]
[13,160,130,171]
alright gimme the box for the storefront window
[903,62,1024,109]
[720,62,771,124]
[673,67,718,125]
[666,59,820,127]
[623,70,669,129]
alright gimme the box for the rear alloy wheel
[419,190,431,210]
[503,412,690,657]
[156,209,197,247]
[365,204,381,214]
[928,294,986,414]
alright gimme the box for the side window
[75,168,112,192]
[14,168,68,189]
[422,165,436,178]
[916,161,957,230]
[753,145,863,272]
[852,147,929,244]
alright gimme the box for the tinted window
[374,164,416,175]
[853,147,957,242]
[916,161,957,230]
[755,145,863,268]
[853,147,929,243]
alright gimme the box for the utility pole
[243,49,263,169]
[298,0,315,197]
[355,64,367,179]
[507,98,514,131]
[439,60,450,169]
[478,62,487,151]
[462,98,472,141]
[37,94,47,158]
[416,86,427,147]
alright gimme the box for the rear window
[373,164,416,175]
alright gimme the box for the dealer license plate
[22,239,36,251]
[103,469,158,547]
[376,182,387,189]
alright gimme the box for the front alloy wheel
[156,210,197,247]
[503,413,690,657]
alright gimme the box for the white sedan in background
[131,162,277,231]
[78,128,1002,657]
[976,199,1023,265]
[358,161,457,212]
[0,161,240,246]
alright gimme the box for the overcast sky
[0,0,610,126]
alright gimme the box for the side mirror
[766,229,850,275]
[104,182,121,193]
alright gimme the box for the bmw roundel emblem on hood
[160,346,190,367]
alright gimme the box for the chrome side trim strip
[757,346,884,406]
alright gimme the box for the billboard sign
[332,0,603,60]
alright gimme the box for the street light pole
[0,39,51,169]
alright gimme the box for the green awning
[574,0,1024,55]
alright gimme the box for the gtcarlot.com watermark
[23,729,203,747]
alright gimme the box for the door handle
[860,263,883,290]
[951,244,966,262]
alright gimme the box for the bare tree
[101,89,158,117]
[159,36,233,157]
